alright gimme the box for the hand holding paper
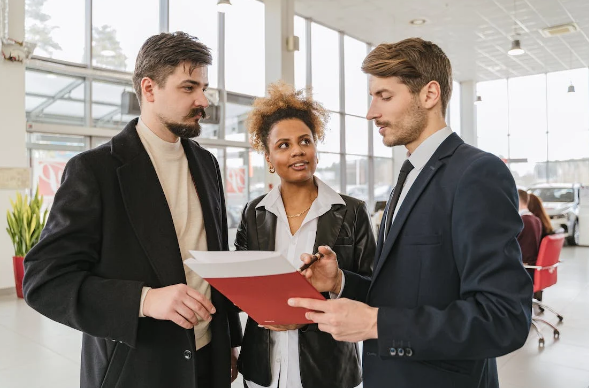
[184,251,326,325]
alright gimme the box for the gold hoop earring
[269,165,275,174]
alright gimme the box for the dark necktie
[385,159,415,238]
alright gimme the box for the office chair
[524,234,565,348]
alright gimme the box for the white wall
[0,0,28,290]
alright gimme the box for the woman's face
[265,118,318,184]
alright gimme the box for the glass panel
[294,16,307,92]
[225,103,251,142]
[510,162,546,188]
[315,153,340,192]
[249,151,267,200]
[345,115,368,155]
[374,157,393,203]
[169,0,219,88]
[476,79,508,156]
[25,70,85,125]
[449,80,461,136]
[546,160,589,184]
[225,0,265,96]
[344,36,368,116]
[92,81,135,128]
[25,0,86,63]
[372,121,392,158]
[318,113,340,153]
[311,23,340,111]
[547,68,589,134]
[508,74,547,137]
[225,148,248,249]
[548,131,589,162]
[346,155,369,202]
[92,0,159,72]
[477,136,508,160]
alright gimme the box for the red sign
[37,161,66,197]
[226,167,245,194]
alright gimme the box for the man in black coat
[23,32,242,388]
[290,38,532,388]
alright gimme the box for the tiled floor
[1,246,588,388]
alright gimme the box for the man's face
[151,63,210,139]
[366,76,428,148]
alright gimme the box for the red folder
[184,251,325,324]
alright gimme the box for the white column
[263,0,295,190]
[460,80,478,147]
[0,0,28,290]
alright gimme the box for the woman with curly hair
[234,82,375,388]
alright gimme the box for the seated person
[517,189,542,294]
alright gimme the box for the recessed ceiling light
[409,18,427,26]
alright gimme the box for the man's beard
[163,107,208,139]
[376,96,428,148]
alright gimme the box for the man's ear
[141,77,156,103]
[421,80,441,111]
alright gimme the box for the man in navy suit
[289,38,532,388]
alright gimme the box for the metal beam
[29,79,85,118]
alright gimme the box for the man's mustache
[186,107,208,120]
[375,120,390,127]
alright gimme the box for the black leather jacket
[235,192,375,388]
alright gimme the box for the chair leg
[533,317,560,340]
[530,320,545,348]
[534,301,564,322]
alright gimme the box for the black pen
[298,252,324,272]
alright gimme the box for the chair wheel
[539,338,545,347]
[539,306,545,312]
[557,315,563,322]
[554,330,560,339]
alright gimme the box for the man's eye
[184,86,193,91]
[382,96,392,101]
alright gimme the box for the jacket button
[184,350,192,360]
[397,347,405,357]
[389,347,396,356]
[405,348,413,357]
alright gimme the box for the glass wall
[24,2,397,246]
[477,68,589,187]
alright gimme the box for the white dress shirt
[388,127,454,226]
[245,177,345,388]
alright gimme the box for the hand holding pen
[298,245,343,294]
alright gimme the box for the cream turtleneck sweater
[136,117,211,350]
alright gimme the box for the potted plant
[6,188,48,298]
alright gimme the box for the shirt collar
[256,176,345,218]
[407,127,453,171]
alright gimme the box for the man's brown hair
[132,32,212,106]
[518,189,529,205]
[362,38,453,115]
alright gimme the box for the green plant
[6,188,48,257]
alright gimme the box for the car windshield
[531,188,574,203]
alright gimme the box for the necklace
[286,205,312,219]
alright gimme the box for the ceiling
[294,0,589,82]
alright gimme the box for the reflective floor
[1,246,587,388]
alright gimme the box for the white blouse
[245,177,345,388]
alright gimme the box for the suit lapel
[370,133,464,285]
[313,204,346,252]
[114,121,186,286]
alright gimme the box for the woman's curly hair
[247,82,329,153]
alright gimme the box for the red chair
[524,234,565,347]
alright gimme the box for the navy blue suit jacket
[342,133,532,388]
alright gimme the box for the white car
[528,183,581,245]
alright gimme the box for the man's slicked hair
[132,32,212,106]
[362,38,453,115]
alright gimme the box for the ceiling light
[508,39,525,56]
[567,83,575,93]
[217,0,231,12]
[409,18,427,26]
[474,95,483,105]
